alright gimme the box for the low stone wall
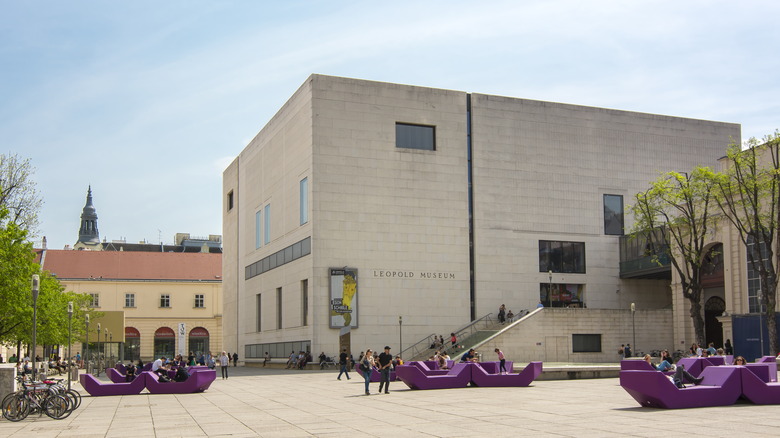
[476,307,674,364]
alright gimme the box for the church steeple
[77,186,100,247]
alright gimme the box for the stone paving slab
[2,366,779,437]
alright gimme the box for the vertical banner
[330,267,358,328]
[178,323,186,356]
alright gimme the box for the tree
[631,168,718,346]
[0,153,43,234]
[712,131,780,356]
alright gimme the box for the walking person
[219,351,230,379]
[361,348,375,395]
[495,348,507,374]
[263,352,270,367]
[337,348,351,380]
[232,352,239,367]
[498,304,506,324]
[450,333,457,350]
[378,346,393,394]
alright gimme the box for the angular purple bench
[144,369,216,394]
[80,372,147,396]
[476,361,514,374]
[619,366,742,409]
[395,362,473,390]
[409,361,450,376]
[739,366,780,404]
[755,356,778,382]
[471,361,542,387]
[106,367,138,383]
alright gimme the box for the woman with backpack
[361,348,375,395]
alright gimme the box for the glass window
[194,294,205,308]
[255,210,262,249]
[264,204,271,244]
[256,294,262,332]
[302,279,308,327]
[276,287,282,330]
[540,283,585,308]
[746,233,771,313]
[89,293,100,308]
[539,240,586,273]
[300,177,308,225]
[604,194,624,235]
[227,190,234,211]
[396,123,435,150]
[124,293,135,308]
[160,294,170,308]
[572,334,602,352]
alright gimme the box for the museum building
[222,74,740,362]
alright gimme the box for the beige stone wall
[477,308,673,364]
[469,93,740,317]
[222,158,239,355]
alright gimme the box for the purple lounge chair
[476,361,514,374]
[471,361,542,387]
[620,366,742,409]
[106,367,138,383]
[739,366,780,404]
[755,356,778,382]
[743,363,772,382]
[409,361,449,376]
[395,362,473,390]
[79,372,147,396]
[143,369,216,394]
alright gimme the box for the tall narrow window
[264,204,271,245]
[747,233,770,313]
[125,293,135,308]
[194,294,205,308]
[300,177,308,225]
[603,194,624,235]
[301,279,309,326]
[160,294,170,308]
[256,294,262,332]
[227,190,234,211]
[276,287,282,329]
[255,210,262,249]
[89,293,100,308]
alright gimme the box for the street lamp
[109,332,113,364]
[631,302,636,356]
[548,270,553,308]
[97,323,101,376]
[398,316,403,357]
[104,328,108,371]
[31,275,40,381]
[67,301,73,390]
[84,314,89,373]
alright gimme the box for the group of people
[497,304,515,324]
[335,347,405,395]
[285,350,312,369]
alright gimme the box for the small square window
[195,294,205,308]
[160,294,170,308]
[89,293,100,308]
[125,293,135,308]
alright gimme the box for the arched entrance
[189,327,209,357]
[123,327,141,361]
[154,327,175,359]
[701,244,725,348]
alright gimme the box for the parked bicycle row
[1,375,81,422]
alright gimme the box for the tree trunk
[767,287,779,356]
[688,288,706,346]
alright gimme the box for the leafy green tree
[712,131,780,356]
[631,168,717,346]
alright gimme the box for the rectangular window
[264,204,271,245]
[301,279,308,326]
[747,234,771,313]
[160,294,170,308]
[227,190,234,211]
[124,293,135,308]
[603,194,624,235]
[255,210,262,249]
[256,294,262,332]
[540,283,585,308]
[572,334,602,353]
[194,294,205,308]
[89,293,100,308]
[396,123,435,151]
[300,177,308,225]
[539,240,586,273]
[276,287,282,330]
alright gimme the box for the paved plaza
[2,366,779,437]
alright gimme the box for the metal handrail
[399,333,437,360]
[440,313,495,356]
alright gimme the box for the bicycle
[2,377,73,421]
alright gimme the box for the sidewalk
[1,366,778,437]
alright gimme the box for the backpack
[359,360,369,372]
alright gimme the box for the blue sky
[2,1,778,250]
